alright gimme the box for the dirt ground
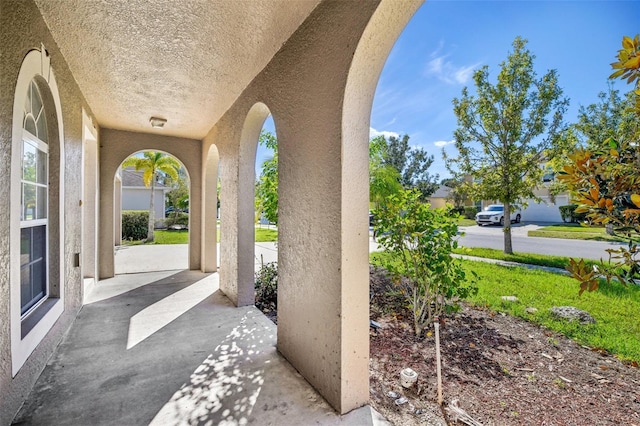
[368,266,640,426]
[257,266,640,425]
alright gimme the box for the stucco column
[201,143,219,273]
[216,142,255,307]
[98,167,116,279]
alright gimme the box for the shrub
[449,206,464,216]
[373,189,478,337]
[255,258,278,311]
[122,210,148,241]
[463,206,479,219]
[559,204,588,223]
[165,212,189,228]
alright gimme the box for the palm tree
[122,152,181,242]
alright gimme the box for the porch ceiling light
[149,116,167,128]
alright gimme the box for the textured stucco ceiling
[34,0,320,139]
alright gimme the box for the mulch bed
[368,266,640,426]
[257,266,640,425]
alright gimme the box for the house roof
[121,168,169,189]
[430,185,452,199]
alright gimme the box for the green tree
[369,135,402,209]
[384,134,439,200]
[560,35,640,292]
[165,167,189,218]
[445,37,569,254]
[255,130,278,225]
[372,190,476,337]
[122,151,181,242]
[549,86,637,198]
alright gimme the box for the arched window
[20,80,49,316]
[11,46,65,377]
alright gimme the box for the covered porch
[0,0,423,422]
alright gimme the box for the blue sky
[258,1,640,180]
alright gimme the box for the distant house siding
[519,195,568,223]
[122,187,166,219]
[429,198,448,209]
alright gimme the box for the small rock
[525,307,538,314]
[550,306,596,324]
[395,397,408,405]
[501,296,519,302]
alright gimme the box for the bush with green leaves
[122,210,148,241]
[558,204,588,223]
[165,212,189,228]
[255,258,278,311]
[463,206,479,219]
[373,190,477,336]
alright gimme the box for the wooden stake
[434,316,443,405]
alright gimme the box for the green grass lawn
[371,251,640,363]
[451,246,597,270]
[528,223,639,243]
[255,228,278,242]
[123,226,278,245]
[457,218,477,227]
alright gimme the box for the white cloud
[454,64,477,84]
[434,140,455,147]
[370,127,400,139]
[425,42,479,85]
[427,56,444,75]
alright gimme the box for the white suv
[475,204,521,226]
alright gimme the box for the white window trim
[10,46,66,377]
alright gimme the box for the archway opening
[253,114,279,318]
[113,150,191,274]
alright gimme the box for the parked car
[475,204,521,226]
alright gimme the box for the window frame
[20,130,50,318]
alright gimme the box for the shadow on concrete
[13,270,385,425]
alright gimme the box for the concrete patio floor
[13,247,386,425]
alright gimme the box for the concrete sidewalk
[115,243,279,275]
[14,270,386,425]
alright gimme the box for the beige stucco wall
[0,0,97,423]
[98,129,203,278]
[1,0,422,420]
[204,0,422,413]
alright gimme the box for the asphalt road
[457,223,627,260]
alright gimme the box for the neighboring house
[428,185,452,209]
[480,192,569,223]
[517,189,569,223]
[120,167,169,220]
[428,184,475,210]
[478,168,569,223]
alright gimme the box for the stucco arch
[235,102,272,305]
[196,0,424,414]
[98,129,203,278]
[339,0,424,404]
[115,148,191,246]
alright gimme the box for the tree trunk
[503,201,513,254]
[147,176,156,242]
